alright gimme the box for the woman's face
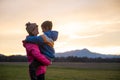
[32,27,39,36]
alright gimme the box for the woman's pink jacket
[23,41,51,76]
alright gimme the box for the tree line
[0,55,27,62]
[54,56,120,63]
[0,54,120,62]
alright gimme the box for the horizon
[0,0,120,56]
[0,48,120,56]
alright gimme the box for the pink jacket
[23,41,51,76]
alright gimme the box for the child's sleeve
[25,36,44,45]
[52,31,58,41]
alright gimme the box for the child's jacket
[22,41,51,76]
[25,30,58,59]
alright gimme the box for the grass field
[0,62,120,80]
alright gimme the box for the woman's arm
[30,45,51,66]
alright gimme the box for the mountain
[0,54,5,57]
[55,48,120,58]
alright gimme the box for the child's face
[32,27,39,36]
[41,27,49,32]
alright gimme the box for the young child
[25,21,58,80]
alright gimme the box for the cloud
[70,34,103,39]
[0,0,120,55]
[66,31,120,47]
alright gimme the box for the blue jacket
[25,30,58,59]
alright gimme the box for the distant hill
[55,48,120,58]
[0,50,120,62]
[0,54,5,56]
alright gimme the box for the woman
[23,22,51,80]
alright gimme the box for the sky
[0,0,120,56]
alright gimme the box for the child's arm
[25,36,44,45]
[26,35,54,47]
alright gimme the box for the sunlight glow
[89,47,120,55]
[0,0,120,55]
[59,22,84,35]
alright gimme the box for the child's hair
[25,22,38,35]
[41,21,52,30]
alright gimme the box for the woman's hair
[25,22,31,27]
[25,22,38,35]
[41,21,52,30]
